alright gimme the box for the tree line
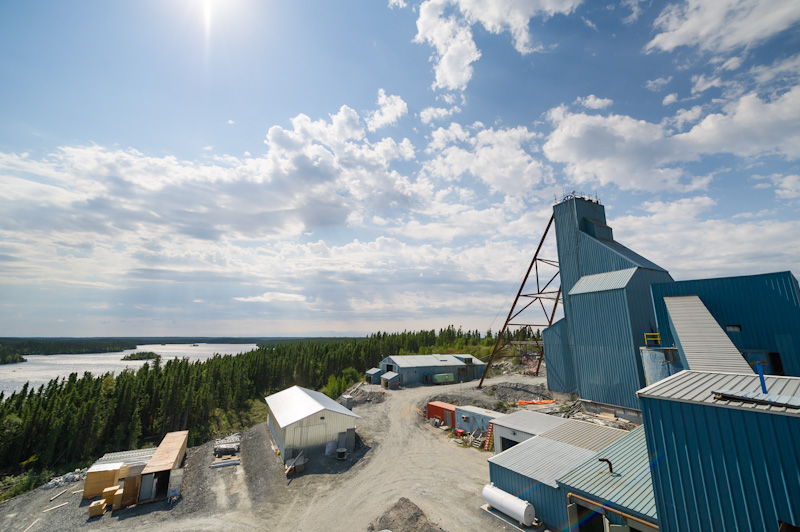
[0,326,523,488]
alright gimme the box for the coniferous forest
[0,326,531,499]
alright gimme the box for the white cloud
[646,0,800,54]
[413,0,582,91]
[753,174,800,199]
[612,197,800,279]
[662,93,678,106]
[645,76,672,92]
[422,123,552,197]
[674,85,800,159]
[388,0,407,8]
[227,119,235,125]
[621,0,644,24]
[750,53,800,87]
[366,89,409,132]
[235,292,308,303]
[419,105,462,124]
[582,17,597,31]
[574,94,613,109]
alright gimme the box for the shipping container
[426,401,456,427]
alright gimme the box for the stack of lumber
[102,485,119,506]
[111,488,124,510]
[88,500,106,517]
[83,462,123,499]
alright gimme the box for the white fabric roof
[265,385,361,428]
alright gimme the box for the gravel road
[0,374,547,532]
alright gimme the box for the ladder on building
[484,423,494,451]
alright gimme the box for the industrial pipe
[598,458,612,474]
[567,492,658,530]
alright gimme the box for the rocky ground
[0,372,621,532]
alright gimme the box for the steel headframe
[478,213,560,388]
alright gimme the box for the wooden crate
[112,488,124,510]
[88,500,106,517]
[102,485,119,505]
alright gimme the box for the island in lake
[121,351,161,362]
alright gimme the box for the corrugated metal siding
[569,288,642,409]
[641,393,800,532]
[539,420,627,451]
[489,437,597,488]
[284,409,358,451]
[268,413,285,455]
[455,406,502,433]
[569,268,638,295]
[664,296,754,373]
[557,426,658,524]
[651,272,800,377]
[543,319,578,394]
[488,464,570,531]
[490,410,570,435]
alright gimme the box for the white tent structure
[265,385,361,462]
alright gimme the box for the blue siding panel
[641,397,800,532]
[488,463,570,531]
[543,318,577,394]
[651,272,800,376]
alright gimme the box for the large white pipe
[482,483,535,527]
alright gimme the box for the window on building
[726,325,742,332]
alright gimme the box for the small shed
[365,367,382,384]
[138,430,188,503]
[426,401,456,427]
[490,410,570,453]
[454,405,504,434]
[381,371,400,389]
[266,385,361,462]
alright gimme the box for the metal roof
[664,295,753,374]
[557,426,657,523]
[539,420,628,452]
[365,368,381,375]
[265,385,362,428]
[489,436,597,488]
[568,268,638,295]
[455,405,504,418]
[93,447,157,466]
[489,410,570,435]
[382,354,485,368]
[637,370,800,417]
[87,461,125,474]
[597,237,667,272]
[427,401,456,410]
[381,371,399,380]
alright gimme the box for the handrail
[567,492,659,530]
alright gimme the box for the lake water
[0,343,259,397]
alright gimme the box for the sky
[1,0,799,337]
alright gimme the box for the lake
[0,343,259,397]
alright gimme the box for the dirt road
[1,374,545,531]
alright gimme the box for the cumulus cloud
[422,123,553,197]
[611,197,800,279]
[753,174,800,199]
[574,94,613,109]
[413,0,582,91]
[366,89,408,131]
[420,105,462,124]
[388,0,406,8]
[543,86,800,191]
[662,93,678,105]
[646,0,800,54]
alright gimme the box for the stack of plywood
[102,485,119,506]
[112,488,124,510]
[88,499,106,517]
[83,463,123,499]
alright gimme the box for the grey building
[378,354,485,386]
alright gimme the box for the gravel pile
[368,497,446,532]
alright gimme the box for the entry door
[139,473,155,501]
[444,411,452,427]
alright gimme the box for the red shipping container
[427,401,457,427]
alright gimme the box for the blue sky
[1,0,799,337]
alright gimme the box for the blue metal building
[543,196,673,412]
[637,370,800,532]
[365,367,382,384]
[454,405,504,434]
[651,272,800,376]
[378,354,485,386]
